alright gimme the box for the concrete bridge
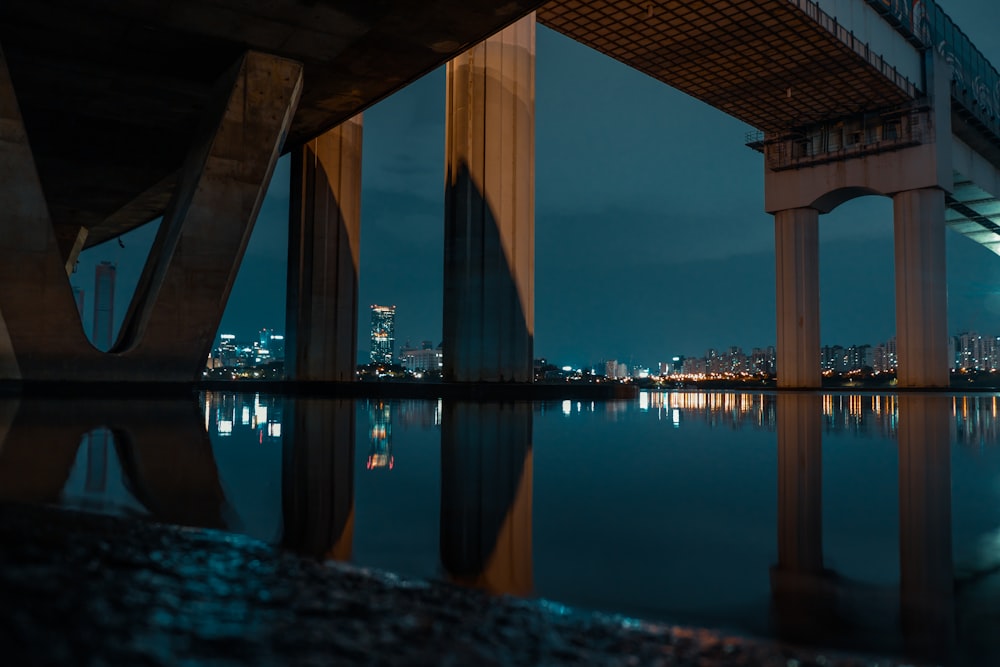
[2,0,999,386]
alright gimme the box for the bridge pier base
[774,208,821,388]
[443,13,535,383]
[893,188,949,388]
[285,116,363,382]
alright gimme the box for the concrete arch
[810,186,887,214]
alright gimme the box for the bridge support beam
[774,208,821,388]
[443,13,535,383]
[893,188,949,388]
[116,51,303,379]
[0,45,302,382]
[286,116,363,382]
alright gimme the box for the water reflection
[0,399,226,527]
[440,402,533,596]
[281,398,354,561]
[0,390,998,665]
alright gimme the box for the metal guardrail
[864,0,1000,135]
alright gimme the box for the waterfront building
[398,343,443,372]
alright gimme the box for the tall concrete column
[444,14,535,383]
[775,208,821,388]
[893,188,949,388]
[286,116,363,381]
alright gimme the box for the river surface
[5,390,1000,665]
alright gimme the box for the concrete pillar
[775,208,821,388]
[282,398,355,561]
[898,394,954,660]
[0,42,81,380]
[893,188,949,388]
[115,51,303,380]
[440,402,533,596]
[443,14,535,382]
[286,116,363,382]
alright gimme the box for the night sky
[74,1,1000,370]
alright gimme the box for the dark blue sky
[75,1,1000,369]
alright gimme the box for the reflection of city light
[639,392,649,411]
[255,405,267,426]
[218,420,233,435]
[561,400,571,415]
[268,422,281,438]
[242,406,250,426]
[672,408,680,427]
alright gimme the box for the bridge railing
[789,0,916,98]
[750,107,933,171]
[865,0,1000,138]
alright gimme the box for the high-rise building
[369,304,396,365]
[72,286,84,318]
[92,261,116,351]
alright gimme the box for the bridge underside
[0,0,545,252]
[537,0,916,134]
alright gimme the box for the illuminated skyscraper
[369,304,396,364]
[92,261,116,351]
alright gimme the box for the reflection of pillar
[898,394,954,660]
[440,402,532,596]
[776,393,823,573]
[286,116,362,381]
[443,14,535,382]
[893,189,948,388]
[0,399,226,528]
[774,208,821,388]
[771,393,837,642]
[281,398,355,561]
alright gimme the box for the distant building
[72,286,84,318]
[369,305,396,365]
[398,342,443,372]
[92,261,116,351]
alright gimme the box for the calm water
[6,390,1000,664]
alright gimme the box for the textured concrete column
[440,402,533,596]
[775,208,821,388]
[897,394,954,660]
[286,116,363,381]
[281,398,355,561]
[893,188,949,388]
[444,14,535,382]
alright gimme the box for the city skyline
[70,2,1000,370]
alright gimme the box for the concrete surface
[0,502,920,667]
